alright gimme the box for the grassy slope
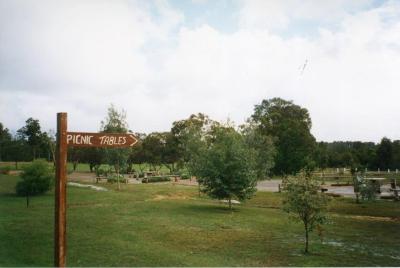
[0,174,399,267]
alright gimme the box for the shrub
[142,176,171,183]
[181,174,190,180]
[16,160,53,207]
[107,174,127,184]
[360,181,379,201]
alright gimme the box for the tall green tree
[162,132,181,173]
[128,133,146,174]
[392,140,400,170]
[194,126,258,209]
[0,122,12,161]
[81,148,104,172]
[141,132,165,172]
[17,118,43,159]
[241,121,275,180]
[171,113,218,174]
[251,98,316,176]
[376,137,393,170]
[4,138,31,169]
[282,171,329,253]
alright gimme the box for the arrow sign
[66,132,138,148]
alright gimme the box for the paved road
[257,179,356,196]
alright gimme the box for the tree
[251,98,316,176]
[68,147,85,172]
[376,137,393,170]
[128,133,146,174]
[392,140,400,170]
[194,126,258,209]
[5,138,31,169]
[241,121,275,180]
[17,118,43,159]
[16,160,53,207]
[81,148,104,172]
[0,122,12,161]
[42,130,56,165]
[171,113,217,172]
[282,171,329,253]
[162,132,181,173]
[101,104,130,190]
[141,132,165,172]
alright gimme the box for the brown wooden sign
[55,113,139,267]
[67,132,138,148]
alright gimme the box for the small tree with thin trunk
[195,125,258,209]
[16,160,53,207]
[101,104,130,190]
[282,170,329,253]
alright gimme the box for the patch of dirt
[151,193,191,201]
[334,213,400,222]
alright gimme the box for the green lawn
[0,174,399,267]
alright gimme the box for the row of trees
[315,138,400,171]
[1,98,399,175]
[0,119,55,168]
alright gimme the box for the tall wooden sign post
[54,113,138,267]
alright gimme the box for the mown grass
[0,174,399,267]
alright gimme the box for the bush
[96,167,112,177]
[107,174,127,184]
[142,176,171,183]
[180,173,190,180]
[360,181,379,201]
[16,160,53,207]
[0,166,11,174]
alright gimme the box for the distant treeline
[316,139,400,171]
[1,98,399,175]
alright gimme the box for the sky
[0,0,399,142]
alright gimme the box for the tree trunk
[198,181,201,197]
[305,223,309,254]
[228,198,232,210]
[15,161,18,170]
[116,163,120,190]
[26,194,29,208]
[356,193,360,203]
[73,161,78,172]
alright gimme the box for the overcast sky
[0,0,399,142]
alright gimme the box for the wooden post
[55,113,67,267]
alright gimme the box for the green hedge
[142,176,171,183]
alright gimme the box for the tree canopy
[251,98,316,176]
[194,125,258,209]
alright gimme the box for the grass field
[1,174,399,266]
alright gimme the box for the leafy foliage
[171,113,218,174]
[195,126,258,209]
[17,118,45,159]
[15,160,53,207]
[0,122,12,161]
[101,104,130,189]
[251,98,316,176]
[282,173,329,253]
[241,121,275,179]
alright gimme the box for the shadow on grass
[179,202,241,215]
